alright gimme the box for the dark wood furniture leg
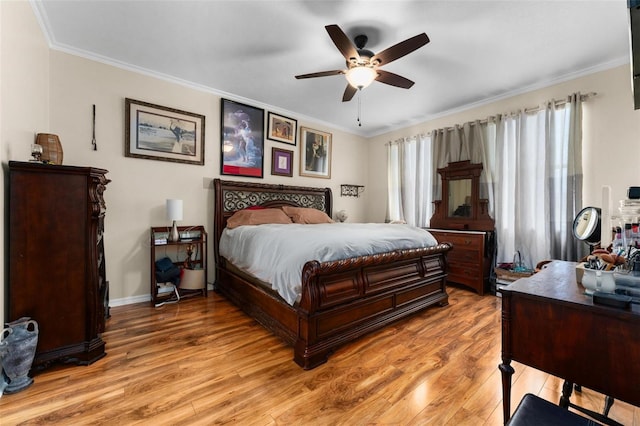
[499,360,514,424]
[561,380,623,426]
[604,396,615,417]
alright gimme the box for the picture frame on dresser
[124,98,205,166]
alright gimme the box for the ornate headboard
[213,179,332,262]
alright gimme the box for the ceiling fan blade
[375,69,415,89]
[295,70,345,79]
[371,33,430,66]
[325,24,360,62]
[342,84,357,102]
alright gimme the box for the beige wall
[366,64,640,248]
[47,52,368,305]
[1,1,51,323]
[1,1,368,307]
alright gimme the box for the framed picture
[271,147,293,177]
[220,99,264,178]
[267,112,297,145]
[299,127,332,179]
[125,98,205,165]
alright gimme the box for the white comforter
[219,223,437,305]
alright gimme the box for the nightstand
[150,225,207,306]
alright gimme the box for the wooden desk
[499,261,640,424]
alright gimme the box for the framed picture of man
[299,127,331,179]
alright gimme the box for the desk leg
[560,380,574,408]
[499,360,515,424]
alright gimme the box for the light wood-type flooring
[2,286,639,425]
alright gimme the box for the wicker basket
[494,267,534,282]
[35,133,63,165]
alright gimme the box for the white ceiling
[32,0,631,137]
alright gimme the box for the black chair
[508,393,599,426]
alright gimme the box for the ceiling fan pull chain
[357,92,362,127]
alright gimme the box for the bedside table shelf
[150,226,208,306]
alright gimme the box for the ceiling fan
[295,24,430,102]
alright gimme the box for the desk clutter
[576,245,640,308]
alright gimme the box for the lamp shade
[166,199,183,222]
[346,66,377,89]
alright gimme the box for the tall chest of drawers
[427,228,494,295]
[8,161,110,370]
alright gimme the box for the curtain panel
[387,92,586,266]
[386,135,432,227]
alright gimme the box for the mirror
[448,179,472,217]
[572,206,601,245]
[430,160,494,231]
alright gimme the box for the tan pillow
[226,208,293,229]
[281,206,334,224]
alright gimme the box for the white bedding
[219,223,438,305]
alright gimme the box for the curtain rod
[435,91,598,132]
[387,92,598,145]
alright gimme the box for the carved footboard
[213,178,452,369]
[294,244,451,369]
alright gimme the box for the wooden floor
[2,286,638,425]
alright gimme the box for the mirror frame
[572,206,601,245]
[430,160,494,231]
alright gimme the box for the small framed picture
[299,127,331,179]
[220,99,264,178]
[271,147,293,177]
[267,112,297,145]
[125,98,205,165]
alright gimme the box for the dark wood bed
[213,178,452,369]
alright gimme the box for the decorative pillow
[281,206,334,224]
[226,208,292,229]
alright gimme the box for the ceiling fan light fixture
[346,66,377,89]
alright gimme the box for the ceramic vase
[0,327,10,398]
[3,317,38,394]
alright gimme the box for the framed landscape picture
[271,147,293,177]
[299,126,331,179]
[125,98,205,165]
[220,99,264,178]
[267,112,297,145]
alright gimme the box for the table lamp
[166,199,183,242]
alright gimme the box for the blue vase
[0,327,10,397]
[3,317,38,394]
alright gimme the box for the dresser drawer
[447,247,482,265]
[430,231,484,252]
[428,228,492,295]
[447,265,484,287]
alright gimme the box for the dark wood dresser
[427,228,494,295]
[8,161,110,370]
[429,161,496,296]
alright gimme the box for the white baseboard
[109,294,150,307]
[108,283,214,307]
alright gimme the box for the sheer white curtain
[493,94,584,266]
[494,111,550,268]
[387,134,432,226]
[388,93,585,264]
[548,93,585,261]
